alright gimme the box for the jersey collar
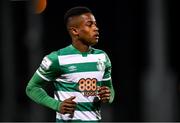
[70,44,93,57]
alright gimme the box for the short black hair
[64,6,92,26]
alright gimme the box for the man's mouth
[94,33,99,39]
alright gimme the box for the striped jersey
[36,44,112,122]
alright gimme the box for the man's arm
[98,53,115,103]
[26,52,77,114]
[26,72,61,112]
[26,73,77,114]
[108,79,115,103]
[98,79,115,103]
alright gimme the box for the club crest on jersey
[96,58,105,71]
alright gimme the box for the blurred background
[0,0,180,121]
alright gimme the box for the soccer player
[26,6,115,122]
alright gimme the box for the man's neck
[72,40,90,52]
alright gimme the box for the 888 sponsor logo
[78,78,98,97]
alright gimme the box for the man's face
[76,13,99,46]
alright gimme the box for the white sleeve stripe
[102,77,111,81]
[56,78,68,83]
[36,70,50,81]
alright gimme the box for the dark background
[0,0,180,121]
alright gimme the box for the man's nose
[94,25,99,31]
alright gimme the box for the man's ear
[69,27,79,36]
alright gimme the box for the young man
[26,6,115,122]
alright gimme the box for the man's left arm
[98,78,115,103]
[98,53,115,103]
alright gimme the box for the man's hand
[98,86,111,103]
[60,96,76,115]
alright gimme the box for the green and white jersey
[36,44,112,122]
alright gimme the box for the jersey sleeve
[26,73,61,112]
[36,52,60,81]
[26,51,61,112]
[102,53,115,103]
[102,53,112,81]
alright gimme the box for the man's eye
[87,22,93,26]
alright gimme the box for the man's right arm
[26,52,76,114]
[26,72,61,112]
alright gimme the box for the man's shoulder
[45,50,59,62]
[58,45,76,55]
[92,48,111,61]
[47,45,71,56]
[92,47,107,54]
